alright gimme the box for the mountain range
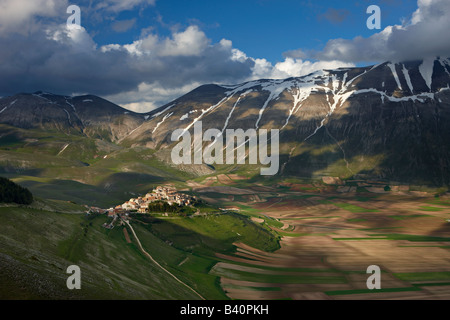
[1,57,450,192]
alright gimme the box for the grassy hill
[0,122,283,299]
[0,199,279,299]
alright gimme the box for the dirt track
[124,220,205,300]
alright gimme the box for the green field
[333,234,450,242]
[325,287,421,296]
[332,203,379,213]
[0,198,280,299]
[418,206,446,212]
[2,125,450,300]
[132,213,280,254]
[0,203,208,299]
[389,214,431,220]
[210,266,347,285]
[394,272,450,282]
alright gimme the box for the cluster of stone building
[106,186,196,216]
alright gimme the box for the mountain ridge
[1,57,450,185]
[121,58,450,185]
[0,91,148,142]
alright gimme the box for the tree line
[147,200,195,216]
[0,177,33,205]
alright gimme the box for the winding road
[124,219,205,300]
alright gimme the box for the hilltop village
[87,185,197,220]
[117,186,196,213]
[113,185,196,215]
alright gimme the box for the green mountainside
[0,199,279,299]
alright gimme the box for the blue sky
[0,0,449,111]
[87,0,418,63]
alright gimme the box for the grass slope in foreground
[0,203,200,299]
[0,200,279,299]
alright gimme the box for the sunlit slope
[0,199,279,299]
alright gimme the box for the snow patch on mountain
[330,74,340,92]
[282,81,321,129]
[65,99,76,112]
[351,88,435,103]
[388,63,403,90]
[0,99,17,114]
[57,143,70,156]
[255,80,297,129]
[33,93,52,102]
[438,57,450,77]
[402,64,414,94]
[224,80,262,96]
[151,104,175,119]
[439,85,450,92]
[346,69,368,87]
[419,58,435,91]
[176,94,235,139]
[220,89,253,135]
[153,112,173,134]
[304,71,355,141]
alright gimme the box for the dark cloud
[111,19,136,33]
[283,49,307,59]
[0,0,266,111]
[0,25,255,104]
[318,8,350,24]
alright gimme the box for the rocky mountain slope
[123,57,450,185]
[0,91,147,142]
[1,57,450,185]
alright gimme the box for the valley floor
[205,188,450,300]
[2,182,450,300]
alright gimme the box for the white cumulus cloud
[312,0,450,63]
[4,0,442,112]
[0,0,68,35]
